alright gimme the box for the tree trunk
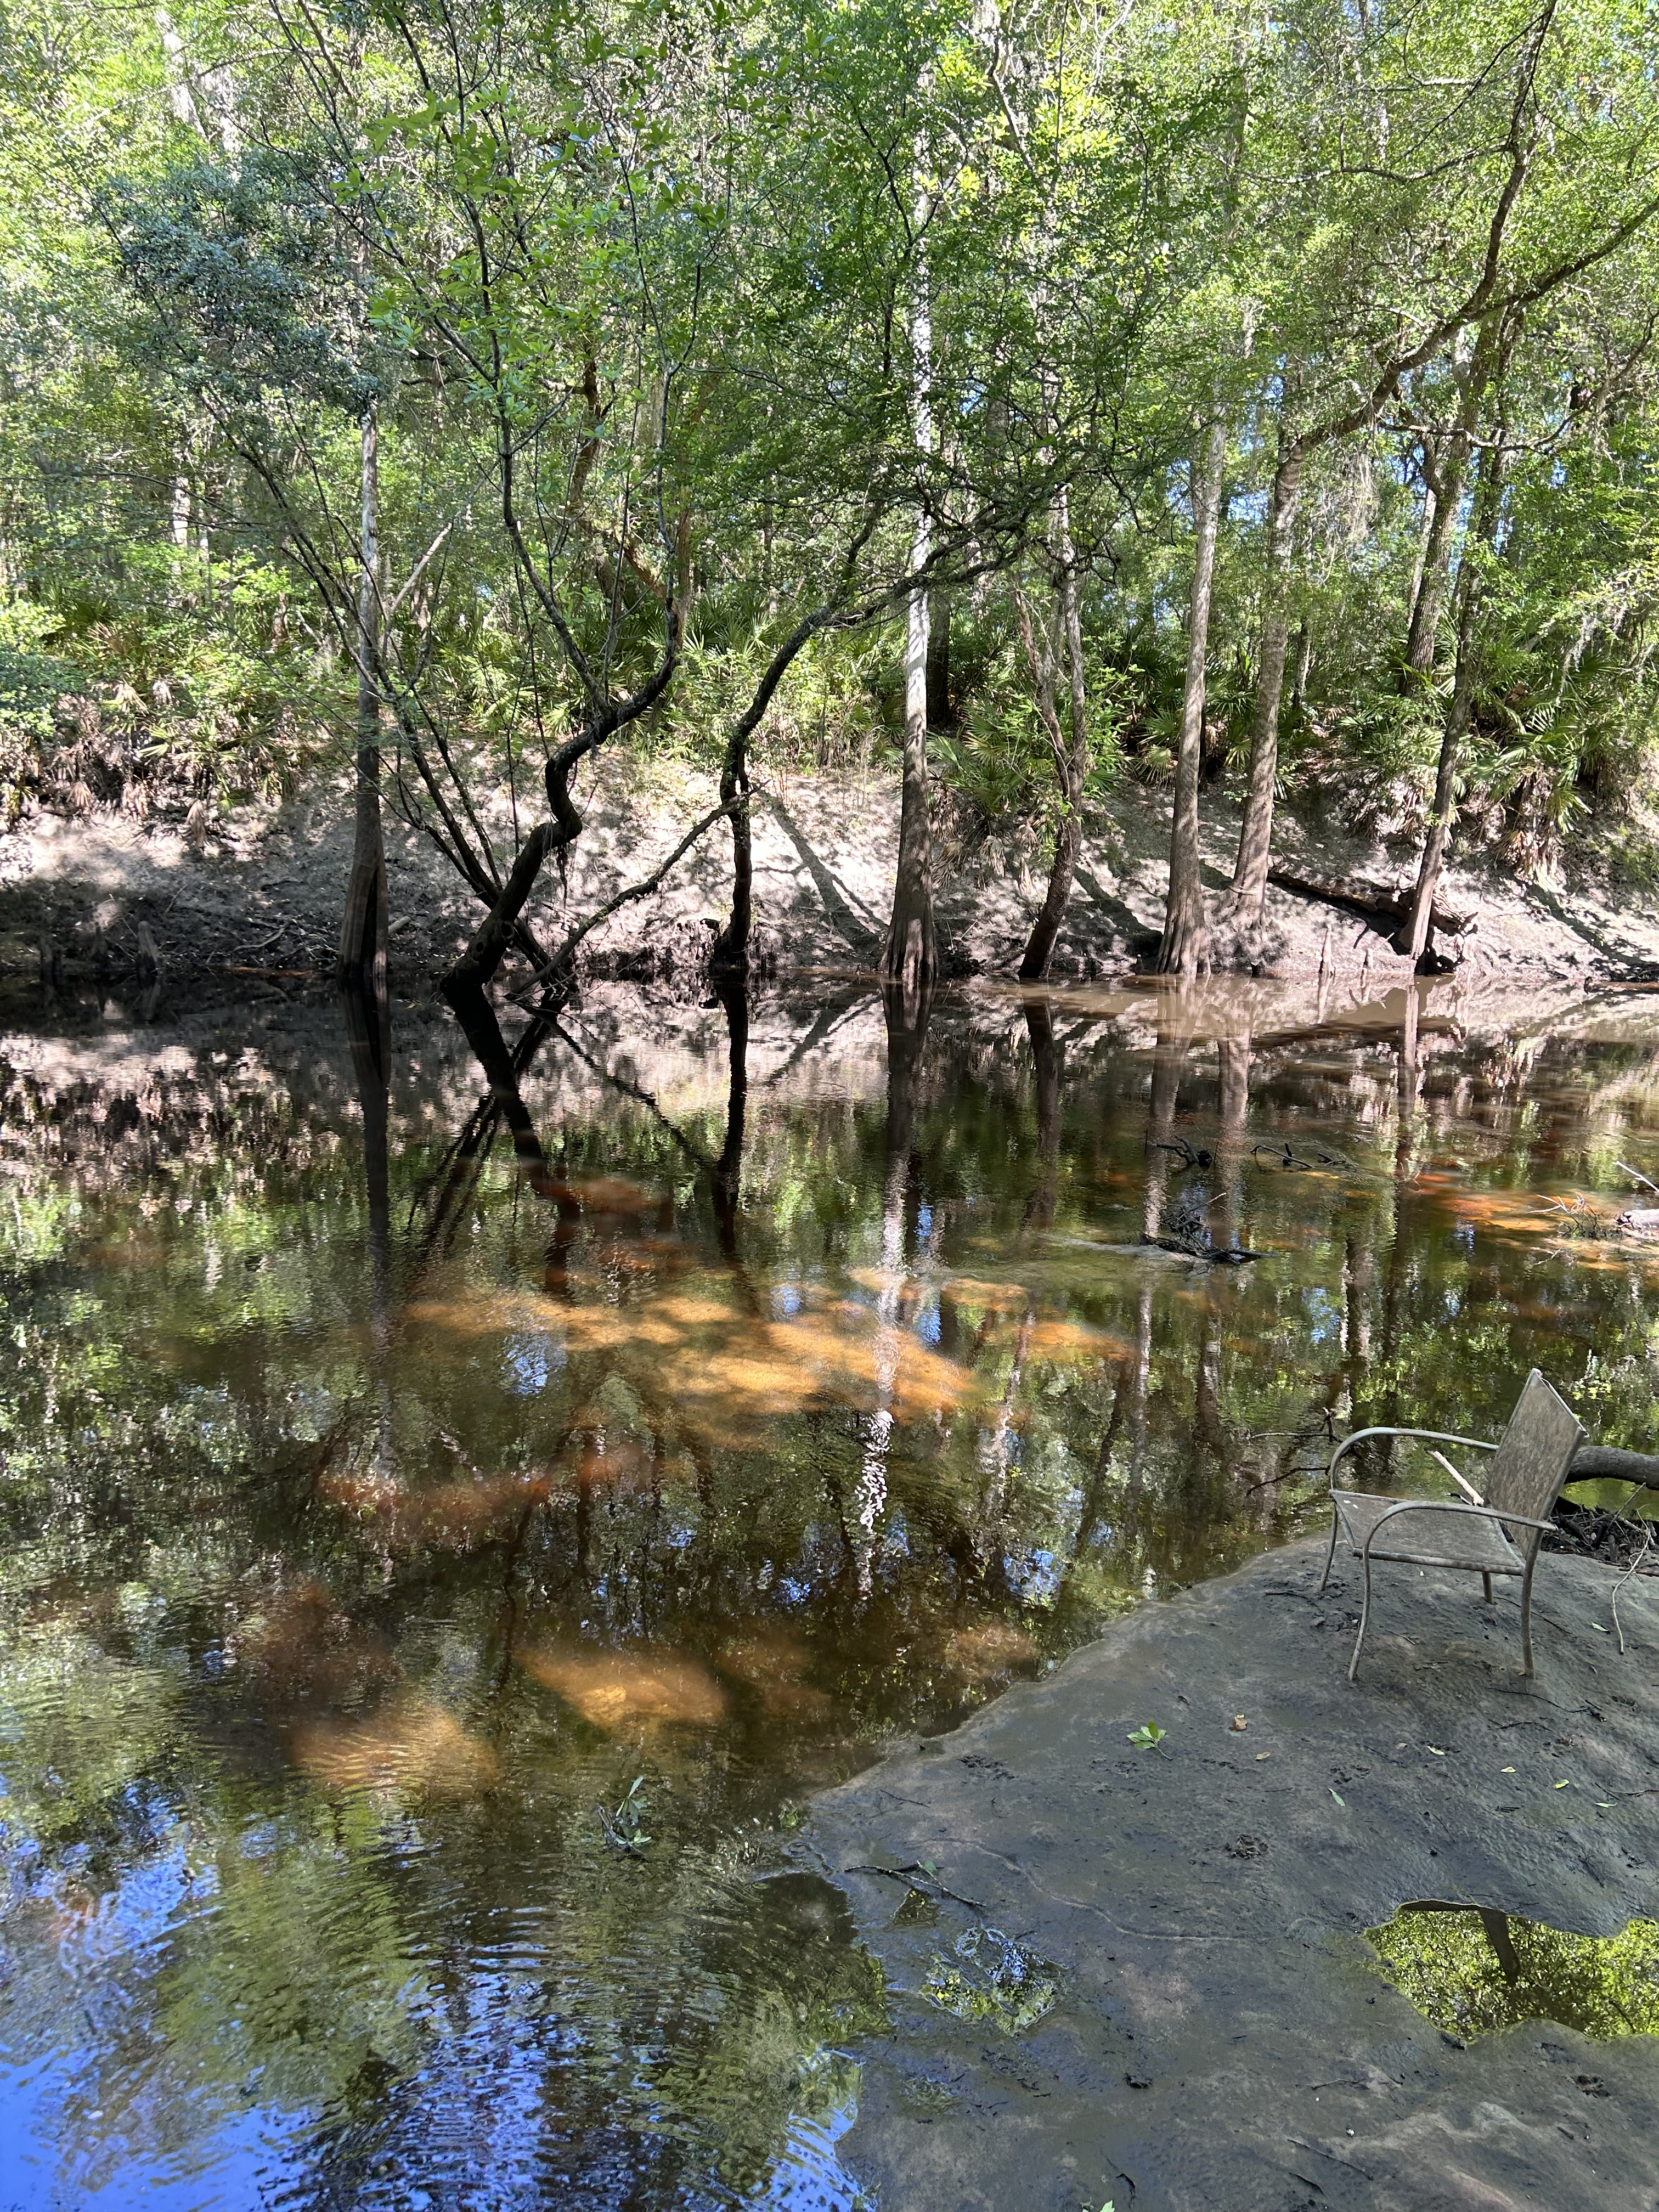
[710,602,858,973]
[882,551,937,1005]
[882,187,936,1009]
[1223,435,1305,932]
[1401,330,1499,694]
[1291,618,1312,712]
[1156,424,1225,977]
[1404,470,1437,639]
[709,726,752,972]
[338,403,388,992]
[1402,462,1462,685]
[1020,493,1090,983]
[1396,436,1506,964]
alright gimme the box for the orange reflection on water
[1023,1317,1134,1363]
[548,1175,660,1216]
[942,1620,1040,1683]
[938,1276,1034,1313]
[291,1702,499,1797]
[521,1643,729,1730]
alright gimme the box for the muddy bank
[0,761,1654,1008]
[799,1538,1659,2211]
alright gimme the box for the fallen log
[1266,862,1474,939]
[1569,1444,1659,1488]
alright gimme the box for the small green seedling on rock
[1127,1722,1166,1751]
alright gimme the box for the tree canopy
[3,0,1659,981]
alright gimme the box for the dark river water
[3,973,1659,2209]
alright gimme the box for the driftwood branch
[1267,862,1475,939]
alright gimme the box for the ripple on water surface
[4,979,1659,2201]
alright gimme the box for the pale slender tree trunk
[1397,439,1506,964]
[882,203,936,1008]
[883,545,936,1005]
[339,403,388,992]
[1020,491,1090,983]
[1223,433,1305,932]
[170,467,191,555]
[1156,425,1225,977]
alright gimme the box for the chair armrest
[1359,1498,1558,1562]
[1328,1427,1497,1486]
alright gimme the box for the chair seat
[1330,1490,1526,1574]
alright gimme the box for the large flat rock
[799,1539,1659,2211]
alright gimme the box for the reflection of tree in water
[1369,1905,1659,2042]
[9,995,1659,2199]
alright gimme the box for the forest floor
[1,751,1656,1007]
[801,1537,1659,2212]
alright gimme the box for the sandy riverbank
[1,757,1656,1008]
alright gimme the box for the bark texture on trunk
[1402,458,1462,684]
[882,525,937,1008]
[1397,434,1507,964]
[339,404,388,992]
[1401,330,1496,691]
[881,190,936,1010]
[1020,494,1090,984]
[1223,435,1305,930]
[1156,425,1225,977]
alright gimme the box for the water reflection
[5,977,1659,2200]
[1368,1903,1659,2041]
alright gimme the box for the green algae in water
[1367,1905,1659,2040]
[924,1925,1059,2033]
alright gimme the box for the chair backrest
[1482,1369,1582,1553]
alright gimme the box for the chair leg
[1482,1571,1493,1604]
[1349,1549,1375,1683]
[1520,1559,1535,1679]
[1319,1505,1341,1594]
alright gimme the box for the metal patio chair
[1319,1368,1583,1681]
